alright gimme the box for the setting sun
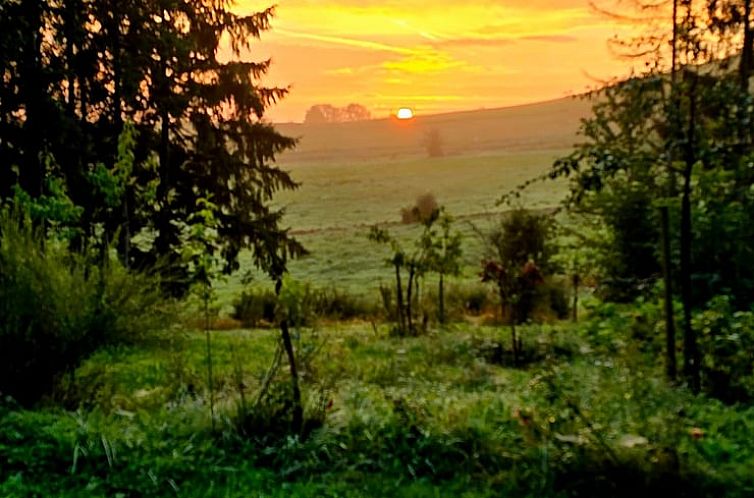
[396,107,414,120]
[232,0,641,122]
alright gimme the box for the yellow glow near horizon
[396,108,414,120]
[233,1,647,122]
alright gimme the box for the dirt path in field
[289,207,559,236]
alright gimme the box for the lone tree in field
[479,209,551,365]
[421,209,463,324]
[422,128,445,158]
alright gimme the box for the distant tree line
[304,103,372,124]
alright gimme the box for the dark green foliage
[549,25,754,311]
[306,287,377,321]
[480,208,554,323]
[538,278,571,320]
[452,283,493,315]
[550,76,667,301]
[543,5,754,389]
[234,378,327,445]
[0,211,167,405]
[487,208,554,274]
[596,184,661,302]
[0,0,303,292]
[690,168,754,308]
[233,289,280,327]
[233,285,377,327]
[425,282,494,319]
[695,296,754,403]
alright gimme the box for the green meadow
[219,149,570,304]
[4,318,754,497]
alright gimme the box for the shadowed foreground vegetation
[2,313,754,497]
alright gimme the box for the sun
[396,107,414,120]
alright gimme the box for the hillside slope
[275,96,592,164]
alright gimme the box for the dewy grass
[214,151,568,310]
[3,320,754,497]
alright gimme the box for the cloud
[429,32,577,49]
[523,34,578,43]
[274,28,416,55]
[435,37,515,48]
[381,50,478,74]
[232,0,641,121]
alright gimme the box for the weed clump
[233,285,376,328]
[0,212,168,406]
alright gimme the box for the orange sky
[233,1,641,122]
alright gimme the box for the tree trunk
[438,273,445,325]
[156,105,171,258]
[280,318,303,434]
[64,4,76,117]
[204,289,215,431]
[671,0,678,85]
[741,0,754,145]
[510,303,518,366]
[666,0,680,199]
[572,274,580,322]
[741,0,753,94]
[111,1,130,269]
[394,263,405,332]
[406,265,415,334]
[415,276,420,313]
[680,171,699,392]
[20,0,45,199]
[681,71,700,393]
[660,206,677,383]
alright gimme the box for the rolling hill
[275,96,592,165]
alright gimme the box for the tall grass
[0,211,169,405]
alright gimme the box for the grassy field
[219,149,569,307]
[4,313,753,497]
[277,150,568,230]
[210,98,582,307]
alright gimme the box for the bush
[695,296,754,403]
[233,285,376,328]
[543,278,571,320]
[442,282,493,317]
[0,212,168,406]
[527,277,571,322]
[232,288,278,327]
[305,286,376,321]
[400,193,439,224]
